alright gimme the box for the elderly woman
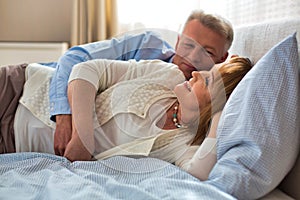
[2,56,251,180]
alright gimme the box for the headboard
[229,18,300,65]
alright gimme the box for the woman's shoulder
[133,59,180,74]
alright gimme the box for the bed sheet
[0,152,235,200]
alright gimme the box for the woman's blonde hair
[183,10,234,51]
[192,57,253,145]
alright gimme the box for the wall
[0,0,73,43]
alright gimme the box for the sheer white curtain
[199,0,300,27]
[115,0,200,46]
[117,0,200,33]
[116,0,300,45]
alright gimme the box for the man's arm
[50,50,87,156]
[54,114,72,156]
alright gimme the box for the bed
[1,19,299,200]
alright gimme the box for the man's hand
[54,114,72,156]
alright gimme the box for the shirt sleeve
[68,59,136,92]
[176,138,217,181]
[49,31,175,121]
[175,111,222,180]
[68,59,176,93]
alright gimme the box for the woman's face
[174,65,219,125]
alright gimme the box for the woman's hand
[64,134,93,162]
[65,79,96,162]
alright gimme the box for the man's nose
[188,48,200,62]
[187,48,210,70]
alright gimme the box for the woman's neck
[157,100,181,130]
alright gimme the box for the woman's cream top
[14,60,217,181]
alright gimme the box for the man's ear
[220,52,229,62]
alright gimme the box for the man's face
[172,19,228,80]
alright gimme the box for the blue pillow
[206,33,300,199]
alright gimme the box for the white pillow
[229,19,300,64]
[206,33,300,199]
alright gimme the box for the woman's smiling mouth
[184,81,191,92]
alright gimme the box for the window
[117,0,200,33]
[117,0,300,31]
